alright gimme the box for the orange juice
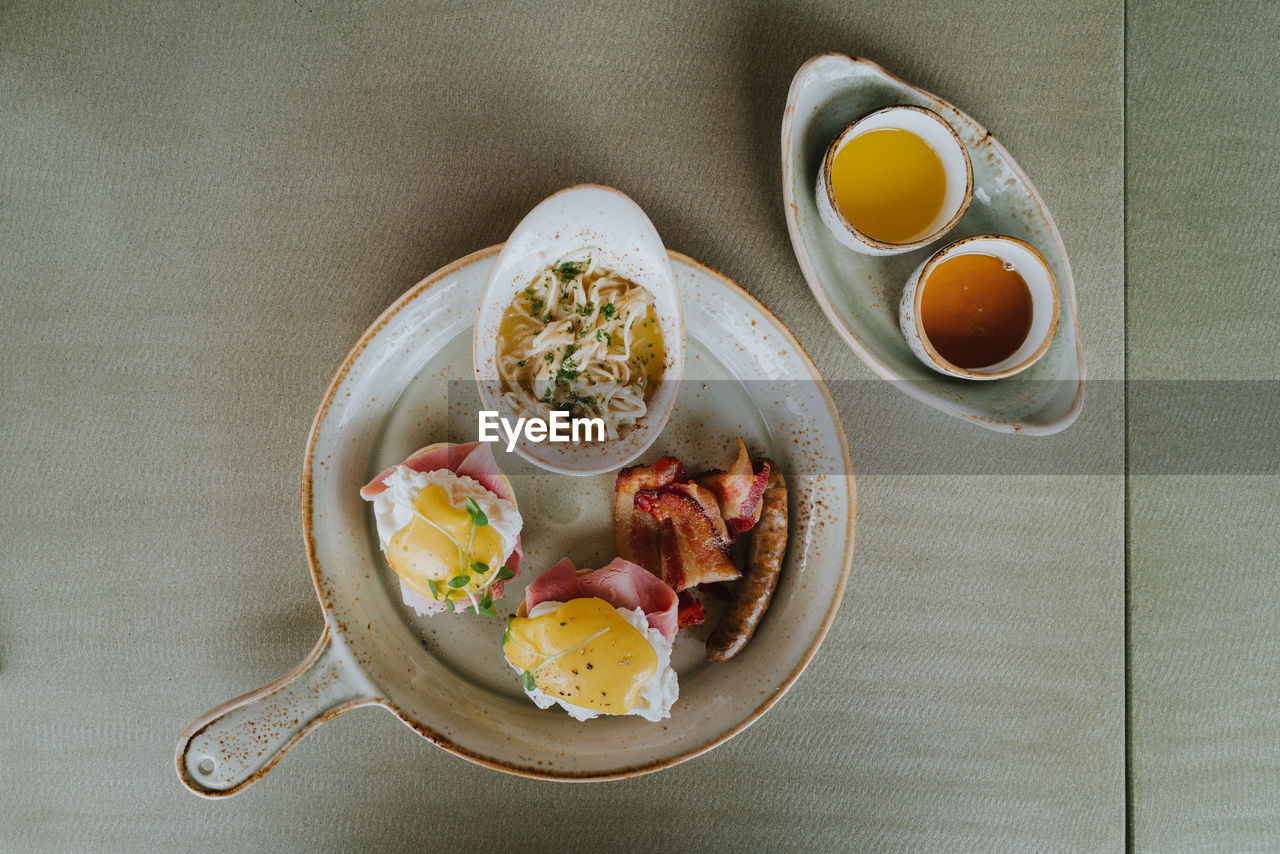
[829,128,946,244]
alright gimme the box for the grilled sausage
[705,461,787,662]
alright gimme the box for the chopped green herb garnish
[497,566,515,581]
[444,599,455,612]
[520,671,537,691]
[470,561,489,576]
[601,303,616,319]
[448,574,470,588]
[554,261,585,282]
[426,578,441,601]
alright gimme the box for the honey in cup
[830,128,947,244]
[901,234,1058,380]
[920,253,1032,369]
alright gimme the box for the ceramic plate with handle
[782,53,1085,433]
[176,246,855,794]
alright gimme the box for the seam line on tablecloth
[1123,0,1133,848]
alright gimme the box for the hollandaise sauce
[386,484,504,603]
[920,253,1033,369]
[504,598,658,715]
[829,128,946,244]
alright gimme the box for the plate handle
[175,626,382,797]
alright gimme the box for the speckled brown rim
[300,244,856,781]
[782,53,1086,435]
[911,234,1060,380]
[820,104,973,252]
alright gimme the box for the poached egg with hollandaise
[503,557,680,721]
[361,443,522,616]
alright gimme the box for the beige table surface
[1128,2,1280,851]
[3,1,1129,851]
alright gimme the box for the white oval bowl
[815,105,973,256]
[472,184,685,475]
[899,234,1060,380]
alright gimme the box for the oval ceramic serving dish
[176,246,855,794]
[782,53,1085,433]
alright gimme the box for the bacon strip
[613,456,685,573]
[676,591,706,628]
[694,439,771,537]
[662,482,729,543]
[634,490,740,592]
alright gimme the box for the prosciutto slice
[524,557,679,642]
[359,441,523,586]
[360,441,512,502]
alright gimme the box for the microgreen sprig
[413,493,511,613]
[465,497,488,528]
[454,498,508,615]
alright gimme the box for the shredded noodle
[497,250,662,439]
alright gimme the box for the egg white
[371,465,522,616]
[510,600,679,722]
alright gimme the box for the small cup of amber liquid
[816,105,973,255]
[899,235,1059,380]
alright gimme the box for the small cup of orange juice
[899,235,1059,380]
[816,105,972,255]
